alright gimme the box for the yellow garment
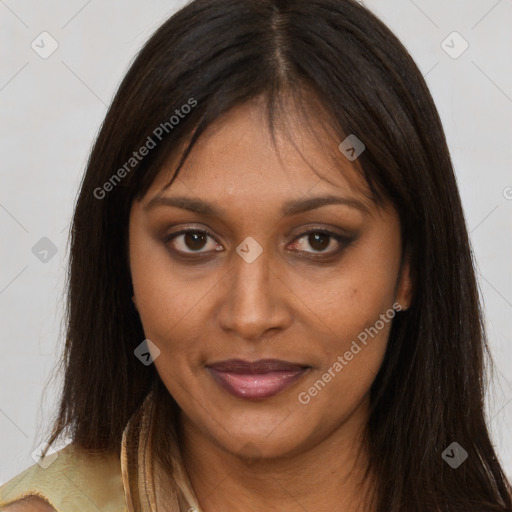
[0,390,202,512]
[0,445,125,511]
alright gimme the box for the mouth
[206,359,311,400]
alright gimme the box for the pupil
[185,232,207,251]
[309,233,329,251]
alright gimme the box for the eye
[164,227,353,259]
[165,229,223,255]
[288,229,351,256]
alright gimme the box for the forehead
[144,97,372,207]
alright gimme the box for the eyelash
[163,226,353,260]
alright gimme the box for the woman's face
[129,97,411,460]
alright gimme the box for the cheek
[284,240,400,349]
[129,221,215,344]
[289,239,399,405]
[295,314,392,418]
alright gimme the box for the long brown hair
[42,0,511,510]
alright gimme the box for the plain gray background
[1,0,511,485]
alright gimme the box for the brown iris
[308,233,330,252]
[185,232,208,251]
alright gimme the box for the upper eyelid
[165,222,350,236]
[165,225,346,240]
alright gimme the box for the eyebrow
[144,194,370,216]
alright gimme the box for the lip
[206,359,310,400]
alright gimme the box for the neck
[178,400,376,512]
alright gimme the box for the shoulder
[0,444,125,512]
[2,495,56,511]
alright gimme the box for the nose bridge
[217,245,289,340]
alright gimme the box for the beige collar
[120,389,203,512]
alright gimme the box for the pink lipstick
[206,359,310,400]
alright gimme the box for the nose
[216,247,292,342]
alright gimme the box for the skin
[3,496,56,511]
[129,96,412,512]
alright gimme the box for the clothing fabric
[0,390,202,512]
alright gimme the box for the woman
[1,0,510,511]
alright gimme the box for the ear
[395,256,413,311]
